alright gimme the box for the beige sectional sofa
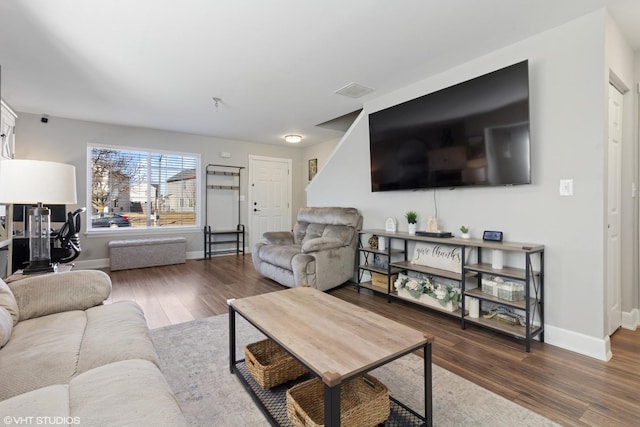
[0,270,186,426]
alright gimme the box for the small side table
[5,263,74,283]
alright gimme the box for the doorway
[248,156,292,250]
[607,83,623,335]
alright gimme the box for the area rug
[150,315,558,426]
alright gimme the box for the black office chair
[51,208,86,264]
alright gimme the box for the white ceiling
[1,0,639,147]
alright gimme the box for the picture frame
[308,158,317,181]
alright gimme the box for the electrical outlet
[559,179,573,196]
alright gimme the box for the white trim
[621,308,639,330]
[544,324,612,361]
[0,99,17,118]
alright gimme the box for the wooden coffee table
[229,286,434,426]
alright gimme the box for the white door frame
[247,155,292,249]
[606,82,624,336]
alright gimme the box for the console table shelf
[464,263,539,281]
[389,260,468,281]
[357,229,544,352]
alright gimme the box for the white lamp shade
[0,159,77,204]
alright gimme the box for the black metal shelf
[204,164,245,259]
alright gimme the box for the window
[87,145,200,231]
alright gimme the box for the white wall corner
[544,324,612,361]
[187,250,205,260]
[621,308,639,330]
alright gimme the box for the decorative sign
[385,217,397,232]
[411,242,465,273]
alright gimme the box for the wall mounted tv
[369,60,530,192]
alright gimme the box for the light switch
[559,179,573,196]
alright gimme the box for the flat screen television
[369,60,530,192]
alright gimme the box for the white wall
[309,10,633,359]
[303,137,340,204]
[14,113,307,265]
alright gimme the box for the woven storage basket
[286,374,390,427]
[245,339,308,389]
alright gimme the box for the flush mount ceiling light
[284,134,302,144]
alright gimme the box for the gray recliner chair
[252,207,363,291]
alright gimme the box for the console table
[228,287,434,426]
[358,229,544,352]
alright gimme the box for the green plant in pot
[405,211,418,235]
[460,225,470,239]
[405,211,418,224]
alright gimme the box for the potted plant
[460,225,470,239]
[405,211,418,235]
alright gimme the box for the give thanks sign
[411,242,465,272]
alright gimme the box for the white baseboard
[544,324,611,361]
[621,309,639,331]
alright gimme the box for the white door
[248,156,292,249]
[607,84,623,335]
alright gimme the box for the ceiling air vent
[335,82,375,99]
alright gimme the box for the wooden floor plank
[106,256,640,426]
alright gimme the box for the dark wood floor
[106,256,640,426]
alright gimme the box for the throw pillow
[0,279,19,325]
[0,307,12,347]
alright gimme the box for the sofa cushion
[69,359,187,426]
[0,384,70,420]
[9,270,111,321]
[258,244,303,271]
[0,310,87,400]
[0,301,159,400]
[78,301,159,374]
[297,206,361,227]
[0,360,186,427]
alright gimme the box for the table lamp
[0,159,77,274]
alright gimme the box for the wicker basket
[286,374,390,427]
[244,339,308,389]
